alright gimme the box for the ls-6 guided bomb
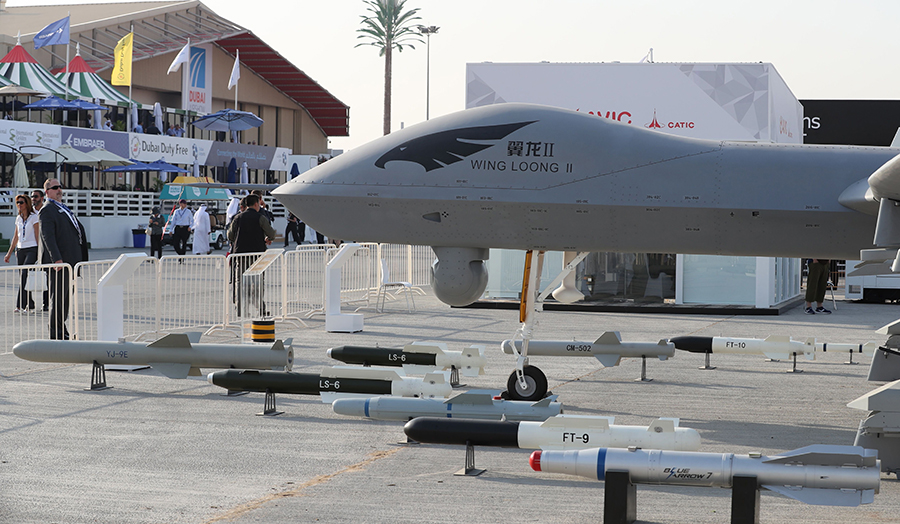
[332,390,561,422]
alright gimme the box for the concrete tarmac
[2,265,899,523]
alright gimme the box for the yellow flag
[111,32,133,86]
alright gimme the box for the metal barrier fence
[1,243,436,352]
[73,258,160,342]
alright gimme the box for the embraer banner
[466,62,802,144]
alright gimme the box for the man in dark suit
[39,178,88,340]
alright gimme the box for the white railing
[0,243,435,351]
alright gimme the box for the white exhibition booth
[468,62,804,307]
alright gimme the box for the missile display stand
[456,442,485,477]
[602,470,762,524]
[259,388,284,417]
[89,360,110,391]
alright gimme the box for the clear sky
[8,0,900,152]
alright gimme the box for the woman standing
[4,194,40,312]
[148,207,164,259]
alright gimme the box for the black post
[604,470,636,524]
[731,474,760,524]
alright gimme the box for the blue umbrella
[71,99,104,110]
[103,159,155,172]
[23,95,81,110]
[191,108,263,132]
[146,159,190,173]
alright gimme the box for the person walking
[283,212,303,247]
[805,259,832,314]
[4,194,40,312]
[148,207,164,259]
[192,204,211,255]
[39,179,88,340]
[170,199,193,256]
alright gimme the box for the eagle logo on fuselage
[374,121,536,172]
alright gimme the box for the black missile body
[328,345,437,367]
[208,369,393,395]
[668,336,712,353]
[404,417,520,447]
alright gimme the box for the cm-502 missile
[12,334,294,389]
[669,335,815,372]
[326,341,487,381]
[404,415,701,451]
[332,390,561,422]
[530,445,880,507]
[207,367,452,415]
[502,331,674,383]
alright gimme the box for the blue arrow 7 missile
[670,335,816,361]
[331,390,561,421]
[326,341,487,377]
[530,445,880,507]
[501,331,674,368]
[12,334,294,379]
[403,415,701,451]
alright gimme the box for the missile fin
[147,333,192,349]
[149,362,192,379]
[271,340,284,352]
[762,351,790,361]
[762,485,870,506]
[185,331,203,344]
[539,415,612,429]
[648,418,678,433]
[594,331,622,345]
[445,391,495,405]
[404,342,445,355]
[595,354,622,367]
[188,367,202,376]
[530,395,559,407]
[763,445,878,467]
[422,372,447,384]
[764,335,792,344]
[282,338,293,349]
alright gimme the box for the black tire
[215,236,224,250]
[506,365,548,401]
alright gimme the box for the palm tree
[356,0,423,135]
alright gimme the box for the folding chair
[376,259,415,313]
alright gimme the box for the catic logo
[131,136,140,156]
[645,109,695,130]
[374,121,536,172]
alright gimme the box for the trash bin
[132,228,147,248]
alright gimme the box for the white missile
[817,341,879,356]
[332,391,562,422]
[12,334,294,379]
[501,331,674,367]
[327,341,487,377]
[670,335,816,361]
[530,445,880,507]
[517,415,699,451]
[404,415,700,452]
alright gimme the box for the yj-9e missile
[13,334,294,382]
[502,331,674,368]
[670,335,816,371]
[332,390,561,422]
[530,445,880,507]
[404,415,701,451]
[208,367,452,404]
[327,341,487,378]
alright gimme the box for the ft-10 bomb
[670,335,816,372]
[500,331,674,397]
[530,445,880,507]
[332,390,561,422]
[207,367,452,415]
[326,341,487,384]
[12,334,294,390]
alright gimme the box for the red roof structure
[217,33,349,137]
[0,44,39,64]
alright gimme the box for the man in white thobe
[191,204,211,255]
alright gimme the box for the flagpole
[64,11,70,100]
[234,49,239,110]
[128,24,133,133]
